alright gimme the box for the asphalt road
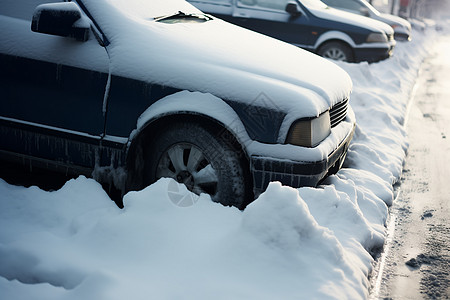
[371,35,450,299]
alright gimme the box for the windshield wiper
[154,11,212,22]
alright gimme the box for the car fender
[314,30,356,50]
[123,90,253,192]
[129,90,252,151]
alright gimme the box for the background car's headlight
[286,111,331,147]
[366,32,388,43]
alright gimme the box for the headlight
[366,32,388,43]
[286,111,331,147]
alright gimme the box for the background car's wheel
[144,122,251,209]
[318,41,353,62]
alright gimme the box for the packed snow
[0,23,439,300]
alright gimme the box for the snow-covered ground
[0,28,437,299]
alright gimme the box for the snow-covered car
[320,0,412,41]
[187,0,396,62]
[0,0,355,209]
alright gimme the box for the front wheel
[318,41,354,62]
[144,122,251,209]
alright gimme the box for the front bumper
[353,39,396,63]
[394,32,411,41]
[250,122,355,196]
[354,46,394,63]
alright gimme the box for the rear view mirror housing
[31,2,90,42]
[359,7,370,17]
[285,2,302,18]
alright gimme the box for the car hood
[83,0,352,117]
[308,5,394,35]
[378,13,412,30]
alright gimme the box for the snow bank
[335,31,430,186]
[0,178,365,299]
[0,28,435,299]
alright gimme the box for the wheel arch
[125,112,253,195]
[316,40,355,62]
[314,30,356,52]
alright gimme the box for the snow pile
[336,30,430,186]
[0,29,435,299]
[0,178,368,299]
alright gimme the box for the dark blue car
[188,0,396,62]
[0,0,355,208]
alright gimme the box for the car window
[359,0,380,15]
[96,0,200,21]
[192,0,232,3]
[237,0,291,11]
[298,0,328,9]
[321,0,363,11]
[0,0,57,20]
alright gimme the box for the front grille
[330,98,348,128]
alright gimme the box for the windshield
[94,0,202,20]
[299,0,328,10]
[360,0,380,16]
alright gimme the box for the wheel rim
[156,143,218,196]
[323,48,347,61]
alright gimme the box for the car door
[187,0,316,48]
[0,0,110,169]
[230,0,313,47]
[321,0,367,16]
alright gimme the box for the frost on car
[0,0,355,209]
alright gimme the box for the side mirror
[285,2,302,18]
[31,2,90,42]
[359,7,370,17]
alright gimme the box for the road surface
[372,35,450,299]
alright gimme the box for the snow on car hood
[100,0,200,20]
[81,0,352,117]
[378,13,411,30]
[309,5,394,35]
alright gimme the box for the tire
[318,41,353,62]
[144,122,251,209]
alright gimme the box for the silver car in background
[321,0,412,41]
